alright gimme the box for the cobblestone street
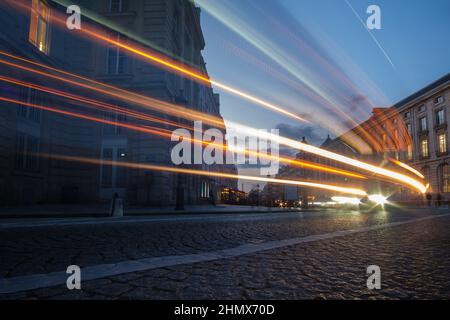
[1,207,450,299]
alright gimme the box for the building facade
[263,73,450,203]
[0,0,236,206]
[394,73,450,197]
[315,73,450,201]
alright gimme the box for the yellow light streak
[230,123,429,193]
[390,159,425,179]
[40,153,368,196]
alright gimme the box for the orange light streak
[39,153,368,196]
[1,2,425,193]
[390,159,425,179]
[0,57,423,191]
[2,0,307,123]
[0,57,226,129]
[0,90,367,180]
[233,124,429,193]
[0,75,191,130]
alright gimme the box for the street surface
[1,207,450,299]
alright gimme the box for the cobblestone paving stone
[1,209,449,299]
[0,208,438,279]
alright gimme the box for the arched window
[439,164,450,193]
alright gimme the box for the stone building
[0,0,236,206]
[315,73,450,201]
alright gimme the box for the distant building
[316,73,450,201]
[0,0,237,206]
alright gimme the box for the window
[29,0,50,54]
[101,147,127,188]
[434,96,444,105]
[200,181,210,198]
[420,117,428,132]
[101,148,113,188]
[110,0,130,13]
[407,144,413,161]
[418,105,425,112]
[404,111,410,119]
[15,132,40,171]
[406,123,412,134]
[18,88,41,122]
[107,43,127,74]
[103,111,126,135]
[421,139,429,158]
[440,164,450,193]
[438,133,447,154]
[436,109,445,126]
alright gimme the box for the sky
[197,0,450,191]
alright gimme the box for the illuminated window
[421,139,429,158]
[29,0,50,54]
[438,133,447,154]
[440,164,450,193]
[407,144,413,161]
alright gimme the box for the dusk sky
[200,0,450,144]
[197,0,450,191]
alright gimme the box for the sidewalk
[0,203,302,218]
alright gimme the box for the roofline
[394,72,450,109]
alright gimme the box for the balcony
[435,123,447,131]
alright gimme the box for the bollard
[110,193,124,217]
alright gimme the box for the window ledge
[101,11,137,18]
[435,124,447,131]
[96,74,134,81]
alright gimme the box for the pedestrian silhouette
[426,193,432,207]
[436,193,442,207]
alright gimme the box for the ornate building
[0,0,236,206]
[316,73,450,201]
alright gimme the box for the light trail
[4,0,308,123]
[0,57,424,191]
[0,56,227,129]
[229,123,429,193]
[0,54,425,192]
[81,31,308,122]
[0,89,366,180]
[0,75,192,131]
[0,96,175,137]
[390,159,425,179]
[38,153,368,196]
